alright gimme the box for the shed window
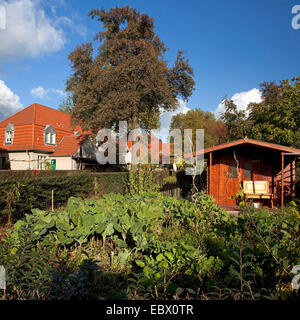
[44,125,56,146]
[228,163,237,178]
[4,123,14,145]
[244,161,253,179]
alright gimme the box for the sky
[0,0,300,139]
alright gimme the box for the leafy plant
[127,164,159,195]
[1,191,299,300]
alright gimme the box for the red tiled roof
[0,103,74,130]
[0,103,83,152]
[50,135,88,156]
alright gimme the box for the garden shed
[204,138,300,208]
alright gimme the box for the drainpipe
[26,150,31,170]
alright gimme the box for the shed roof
[202,137,300,155]
[184,137,300,159]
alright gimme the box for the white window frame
[4,123,14,145]
[38,155,47,170]
[44,125,56,146]
[51,133,56,145]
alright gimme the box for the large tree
[247,78,300,148]
[170,108,228,148]
[220,77,300,148]
[66,6,195,133]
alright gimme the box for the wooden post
[51,189,54,212]
[291,159,295,195]
[206,159,209,194]
[281,153,284,209]
[209,152,212,195]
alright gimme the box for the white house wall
[54,157,78,170]
[7,152,77,170]
[8,152,40,170]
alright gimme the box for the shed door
[218,160,241,205]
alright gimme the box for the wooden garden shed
[203,138,300,208]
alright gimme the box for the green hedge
[0,171,126,225]
[0,170,170,225]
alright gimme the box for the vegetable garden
[0,189,299,300]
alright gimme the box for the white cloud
[0,0,65,60]
[30,86,66,99]
[30,86,47,99]
[54,15,87,37]
[215,88,263,118]
[153,99,191,142]
[0,79,23,120]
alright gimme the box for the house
[202,137,300,208]
[0,103,96,170]
[0,103,173,170]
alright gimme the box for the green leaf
[116,238,128,248]
[159,261,169,269]
[156,253,165,262]
[135,260,145,268]
[102,223,114,238]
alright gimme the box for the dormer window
[4,123,14,145]
[44,125,56,146]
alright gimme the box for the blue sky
[0,0,300,129]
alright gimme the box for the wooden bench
[243,180,273,208]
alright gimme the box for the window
[38,155,47,170]
[244,161,253,179]
[228,163,238,178]
[4,123,14,145]
[46,132,51,144]
[43,125,56,145]
[51,133,56,145]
